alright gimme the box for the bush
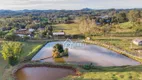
[63,48,69,56]
[23,35,30,41]
[8,56,18,66]
[52,44,68,58]
[82,63,93,70]
[53,44,64,53]
[4,32,20,41]
[52,50,60,58]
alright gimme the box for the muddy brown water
[16,67,75,80]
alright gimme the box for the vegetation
[53,23,80,35]
[63,65,142,80]
[52,44,68,58]
[0,41,44,79]
[92,37,142,56]
[0,8,142,80]
[1,42,23,66]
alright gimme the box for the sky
[0,0,142,10]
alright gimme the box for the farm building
[53,32,65,39]
[15,29,34,38]
[133,39,142,46]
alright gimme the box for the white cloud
[0,0,141,10]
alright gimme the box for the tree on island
[52,44,68,58]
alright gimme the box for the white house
[53,32,65,39]
[133,39,142,46]
[28,28,35,32]
[138,50,142,53]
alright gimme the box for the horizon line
[0,7,142,11]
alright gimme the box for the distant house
[28,28,35,32]
[100,15,109,19]
[15,29,32,38]
[53,32,65,39]
[38,27,45,32]
[138,50,142,53]
[133,39,142,46]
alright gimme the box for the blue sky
[0,0,142,10]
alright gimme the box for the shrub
[63,48,69,56]
[23,35,30,41]
[8,56,18,66]
[52,51,60,58]
[53,44,64,53]
[4,32,20,41]
[82,63,93,70]
[52,44,68,58]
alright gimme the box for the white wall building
[133,39,142,46]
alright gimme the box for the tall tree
[128,10,141,22]
[116,12,128,23]
[79,17,96,35]
[1,42,23,66]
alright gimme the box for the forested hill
[0,8,142,17]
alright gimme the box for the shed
[133,39,142,46]
[53,32,65,39]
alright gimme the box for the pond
[32,41,140,66]
[16,67,75,80]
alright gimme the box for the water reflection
[16,67,75,80]
[53,57,66,63]
[32,41,140,66]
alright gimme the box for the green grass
[119,22,133,29]
[53,23,80,35]
[92,37,142,55]
[63,65,142,80]
[111,22,135,33]
[20,42,44,60]
[0,41,44,79]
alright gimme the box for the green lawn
[63,65,142,80]
[53,23,81,35]
[0,41,44,79]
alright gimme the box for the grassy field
[53,23,81,35]
[0,41,44,79]
[111,22,135,33]
[92,37,142,56]
[63,65,142,80]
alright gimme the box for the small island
[52,44,69,58]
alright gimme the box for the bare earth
[32,41,140,66]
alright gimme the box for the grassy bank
[0,41,45,79]
[63,65,142,80]
[92,37,142,56]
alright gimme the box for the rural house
[53,31,65,39]
[133,39,142,46]
[15,29,33,38]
